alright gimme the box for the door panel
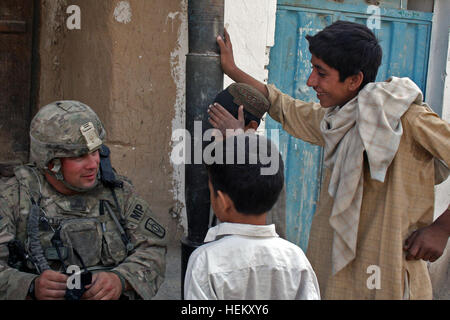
[0,0,34,176]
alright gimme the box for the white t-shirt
[184,222,321,300]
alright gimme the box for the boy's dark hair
[213,83,270,126]
[205,133,284,215]
[306,20,382,90]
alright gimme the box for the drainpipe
[181,0,224,298]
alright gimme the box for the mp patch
[130,203,145,223]
[144,217,165,239]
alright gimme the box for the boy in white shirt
[184,133,320,300]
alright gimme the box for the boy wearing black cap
[208,82,270,135]
[184,133,320,300]
[206,82,286,235]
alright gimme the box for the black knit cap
[213,83,270,126]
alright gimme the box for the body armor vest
[14,166,129,273]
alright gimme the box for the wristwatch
[28,278,37,300]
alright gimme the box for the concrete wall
[37,0,187,244]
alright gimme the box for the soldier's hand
[34,270,68,300]
[82,271,122,300]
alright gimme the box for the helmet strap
[60,177,99,193]
[50,159,63,180]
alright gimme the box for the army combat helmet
[30,101,105,191]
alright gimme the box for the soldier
[0,101,167,300]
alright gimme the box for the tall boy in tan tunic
[209,22,450,299]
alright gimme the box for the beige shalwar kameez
[266,84,450,299]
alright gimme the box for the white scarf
[320,77,427,275]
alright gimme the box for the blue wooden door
[266,0,432,250]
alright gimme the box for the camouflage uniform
[0,101,166,300]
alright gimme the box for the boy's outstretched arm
[216,28,269,99]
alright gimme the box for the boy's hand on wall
[217,28,238,78]
[216,28,269,98]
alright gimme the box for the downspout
[181,0,224,298]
